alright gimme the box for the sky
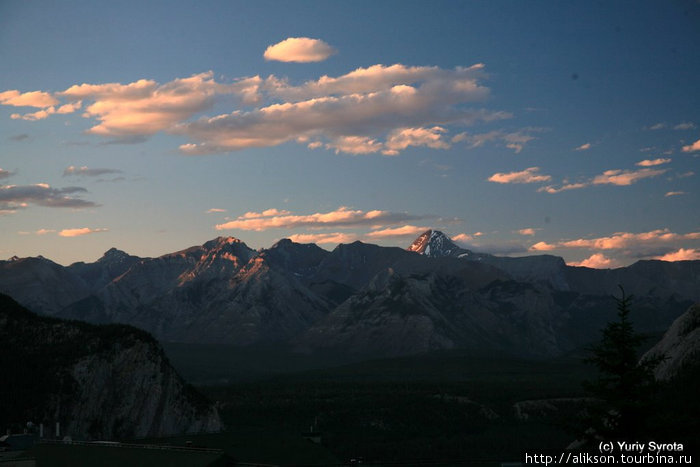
[1,0,699,268]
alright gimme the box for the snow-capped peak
[407,229,468,258]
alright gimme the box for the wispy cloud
[452,128,541,153]
[488,167,551,184]
[574,142,591,151]
[9,134,30,142]
[206,208,227,213]
[635,158,671,167]
[674,122,696,130]
[263,37,336,63]
[215,206,429,231]
[539,166,667,193]
[58,227,108,237]
[0,169,15,180]
[591,168,667,186]
[63,165,123,177]
[665,191,686,197]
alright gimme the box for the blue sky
[1,0,699,267]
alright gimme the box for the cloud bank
[1,63,513,156]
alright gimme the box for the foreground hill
[1,233,698,359]
[0,293,222,439]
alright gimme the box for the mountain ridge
[1,232,698,359]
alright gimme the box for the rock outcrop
[643,304,700,381]
[0,293,222,439]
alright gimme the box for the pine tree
[583,286,663,441]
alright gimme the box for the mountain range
[1,230,698,359]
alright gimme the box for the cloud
[517,228,537,236]
[0,90,58,107]
[452,233,473,243]
[239,208,291,218]
[4,64,510,156]
[365,225,430,238]
[215,206,428,231]
[531,229,700,251]
[36,229,56,235]
[9,134,30,142]
[63,165,123,177]
[537,182,588,194]
[487,167,551,184]
[540,167,667,193]
[655,248,700,261]
[0,183,98,212]
[665,191,686,197]
[568,253,618,269]
[177,64,502,155]
[287,232,358,244]
[648,122,666,130]
[0,169,14,180]
[674,122,696,130]
[206,208,227,213]
[263,37,337,63]
[591,168,667,186]
[636,158,671,167]
[452,128,541,153]
[530,241,557,251]
[682,138,700,153]
[58,227,108,237]
[9,101,83,121]
[574,142,591,151]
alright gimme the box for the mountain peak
[99,247,132,263]
[408,229,466,257]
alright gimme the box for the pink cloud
[517,228,537,236]
[59,227,108,237]
[536,229,700,251]
[665,191,686,197]
[287,232,358,244]
[655,248,700,261]
[215,207,426,231]
[635,158,671,167]
[568,253,618,269]
[452,233,474,243]
[574,142,591,151]
[4,64,508,156]
[263,37,337,63]
[530,241,557,251]
[0,90,58,108]
[488,167,551,184]
[365,225,430,238]
[682,138,700,153]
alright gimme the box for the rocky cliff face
[0,293,222,439]
[643,304,700,381]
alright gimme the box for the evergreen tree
[583,286,663,441]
